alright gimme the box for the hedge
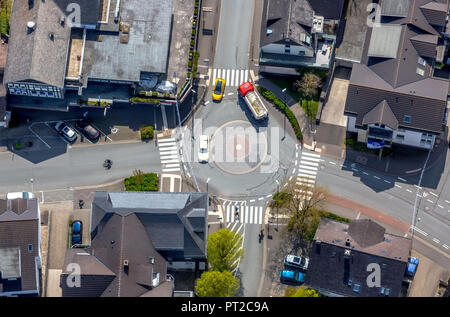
[124,173,159,191]
[257,86,303,142]
[306,211,350,241]
[130,97,160,104]
[140,125,154,140]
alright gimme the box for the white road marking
[298,165,318,171]
[445,200,450,204]
[384,180,391,184]
[162,168,180,172]
[300,160,319,167]
[443,244,449,249]
[329,161,336,165]
[250,199,255,203]
[363,172,369,175]
[429,192,438,197]
[433,238,440,244]
[374,176,381,180]
[398,177,407,182]
[438,204,444,208]
[302,151,321,158]
[258,197,264,201]
[395,184,402,188]
[228,92,234,96]
[157,138,176,143]
[406,189,412,193]
[427,199,434,204]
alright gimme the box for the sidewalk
[256,77,314,146]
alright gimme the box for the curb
[73,178,125,191]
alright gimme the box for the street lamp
[281,88,287,141]
[30,178,34,194]
[206,177,210,195]
[275,179,280,231]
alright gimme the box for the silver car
[284,254,309,270]
[55,121,77,143]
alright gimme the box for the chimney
[345,238,351,247]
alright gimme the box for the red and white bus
[238,81,268,121]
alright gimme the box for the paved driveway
[320,78,349,127]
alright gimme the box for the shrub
[14,142,22,150]
[130,97,160,104]
[188,60,193,68]
[140,125,154,140]
[139,91,147,96]
[319,211,350,223]
[190,40,194,47]
[257,86,303,141]
[124,173,159,191]
[152,91,158,97]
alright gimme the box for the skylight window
[416,68,425,76]
[418,57,426,66]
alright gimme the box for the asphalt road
[314,153,450,256]
[0,141,162,195]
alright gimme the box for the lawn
[124,173,159,191]
[267,75,321,120]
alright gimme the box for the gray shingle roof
[91,191,208,260]
[0,198,40,294]
[381,0,411,17]
[362,100,399,130]
[420,1,449,26]
[410,34,438,58]
[304,218,412,297]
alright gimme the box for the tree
[132,169,144,186]
[195,270,240,297]
[296,72,322,122]
[284,286,320,297]
[206,228,244,272]
[277,179,328,239]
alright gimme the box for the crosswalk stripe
[159,146,177,151]
[299,164,318,171]
[162,168,180,172]
[225,69,229,84]
[213,69,217,83]
[158,138,175,143]
[231,69,235,87]
[249,206,253,224]
[302,151,321,158]
[159,150,178,155]
[300,156,321,163]
[226,205,230,223]
[244,70,248,82]
[160,154,179,160]
[297,177,316,183]
[158,143,177,148]
[161,159,180,165]
[298,173,316,179]
[164,163,180,168]
[300,160,319,167]
[244,206,249,223]
[297,169,317,175]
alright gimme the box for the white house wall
[261,43,314,57]
[346,116,358,132]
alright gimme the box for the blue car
[280,270,304,284]
[71,220,83,245]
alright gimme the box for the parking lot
[29,118,114,150]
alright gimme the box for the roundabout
[180,88,299,201]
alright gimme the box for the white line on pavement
[363,172,369,175]
[329,161,336,165]
[384,180,391,184]
[445,200,450,204]
[433,238,440,244]
[398,177,407,182]
[443,244,449,249]
[438,204,444,208]
[406,189,412,193]
[395,184,402,188]
[374,176,380,180]
[427,199,434,204]
[258,197,264,201]
[301,151,321,158]
[429,192,438,197]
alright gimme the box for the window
[396,134,405,141]
[420,133,433,147]
[418,57,426,66]
[28,244,33,252]
[416,68,425,76]
[353,284,361,293]
[285,45,291,53]
[403,115,411,124]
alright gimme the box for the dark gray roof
[82,0,173,83]
[347,219,386,248]
[410,34,438,57]
[91,191,208,260]
[307,0,345,20]
[260,0,314,47]
[3,0,72,88]
[0,198,40,294]
[362,100,399,130]
[420,1,449,26]
[62,213,173,297]
[304,218,412,297]
[345,79,447,133]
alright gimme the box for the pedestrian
[78,200,84,209]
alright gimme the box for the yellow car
[212,78,225,101]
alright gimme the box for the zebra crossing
[210,68,249,87]
[158,137,181,173]
[296,151,321,197]
[225,204,264,225]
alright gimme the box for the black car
[75,119,100,142]
[71,220,83,246]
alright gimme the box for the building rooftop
[82,0,173,84]
[305,218,412,297]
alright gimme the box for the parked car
[212,78,225,101]
[198,134,209,163]
[54,121,77,143]
[71,220,83,246]
[6,192,35,200]
[284,254,309,270]
[405,257,419,278]
[75,119,100,142]
[280,270,304,284]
